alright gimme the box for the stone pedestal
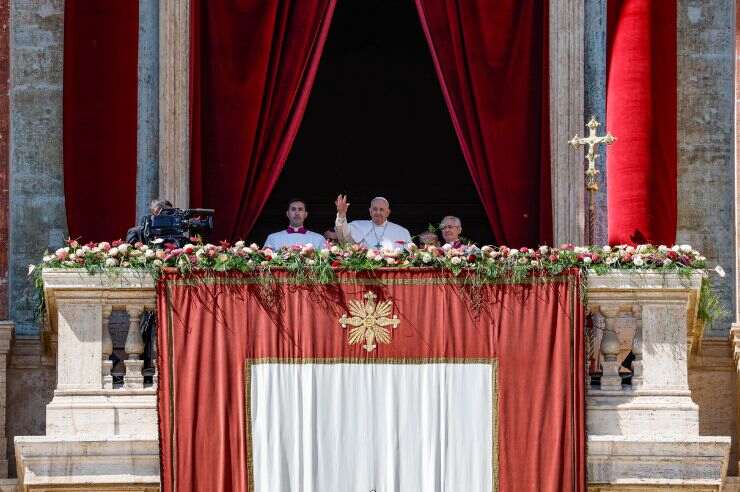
[13,271,158,491]
[587,273,731,490]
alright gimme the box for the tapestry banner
[157,270,585,491]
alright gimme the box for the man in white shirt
[334,195,411,249]
[264,198,326,250]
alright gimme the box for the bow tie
[287,227,306,234]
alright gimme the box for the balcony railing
[10,269,732,491]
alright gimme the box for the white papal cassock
[264,228,326,250]
[335,217,411,249]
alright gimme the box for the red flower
[220,240,231,249]
[549,254,558,262]
[111,239,123,247]
[331,260,342,268]
[467,255,477,262]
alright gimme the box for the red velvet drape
[63,1,139,242]
[190,1,336,241]
[606,0,677,245]
[415,0,552,247]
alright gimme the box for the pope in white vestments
[264,199,326,250]
[334,195,411,249]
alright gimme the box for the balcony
[9,269,732,491]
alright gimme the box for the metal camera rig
[143,208,215,248]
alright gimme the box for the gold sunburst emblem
[339,291,400,352]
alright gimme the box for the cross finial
[569,117,617,245]
[569,116,616,192]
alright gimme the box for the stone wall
[9,0,67,337]
[677,0,736,337]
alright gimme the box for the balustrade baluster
[102,305,113,389]
[599,305,622,391]
[630,305,643,388]
[124,305,145,389]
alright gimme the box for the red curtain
[415,0,552,247]
[63,1,139,242]
[606,0,677,245]
[190,0,336,241]
[158,270,585,491]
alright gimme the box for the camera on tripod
[143,208,215,248]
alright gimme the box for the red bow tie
[287,227,306,234]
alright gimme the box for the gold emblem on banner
[339,291,400,352]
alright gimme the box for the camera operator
[126,198,173,245]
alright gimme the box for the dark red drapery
[190,0,336,241]
[415,0,552,247]
[606,0,677,245]
[158,270,585,491]
[63,1,139,242]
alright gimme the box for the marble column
[159,0,190,208]
[583,0,608,246]
[676,0,736,338]
[549,0,585,246]
[137,0,160,220]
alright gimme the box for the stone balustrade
[586,272,731,490]
[14,270,159,491]
[10,269,734,491]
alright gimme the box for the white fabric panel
[249,362,495,492]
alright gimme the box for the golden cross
[569,117,616,245]
[568,116,616,192]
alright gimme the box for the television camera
[143,208,215,248]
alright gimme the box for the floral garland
[29,239,726,322]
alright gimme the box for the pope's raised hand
[335,194,350,217]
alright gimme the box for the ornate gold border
[243,357,499,492]
[168,273,573,287]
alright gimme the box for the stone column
[9,0,67,337]
[583,0,608,246]
[549,0,585,246]
[159,0,190,208]
[137,0,160,220]
[677,0,736,338]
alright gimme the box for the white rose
[602,245,612,253]
[385,257,396,265]
[658,245,669,253]
[625,246,635,254]
[680,244,692,253]
[153,259,163,267]
[330,245,340,254]
[671,245,680,252]
[636,244,649,253]
[451,256,462,265]
[42,255,53,262]
[697,255,706,261]
[662,258,672,266]
[234,240,245,249]
[108,247,119,257]
[442,243,452,251]
[118,243,130,253]
[605,256,617,265]
[319,248,330,258]
[633,256,644,267]
[509,249,519,256]
[539,245,549,255]
[373,254,383,262]
[366,250,375,259]
[75,249,85,258]
[574,246,587,254]
[421,253,432,263]
[250,243,260,250]
[145,249,155,259]
[306,259,316,266]
[583,257,592,264]
[105,258,118,267]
